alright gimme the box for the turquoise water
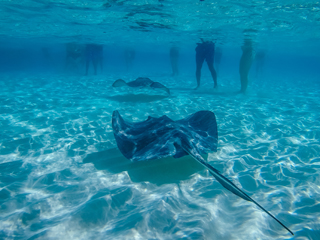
[1,1,320,240]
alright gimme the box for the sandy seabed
[0,74,320,240]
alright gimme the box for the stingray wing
[112,79,128,87]
[177,110,218,154]
[112,110,178,161]
[150,82,171,95]
[127,77,154,87]
[112,110,218,161]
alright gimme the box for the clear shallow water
[1,0,320,240]
[1,0,320,47]
[1,74,320,240]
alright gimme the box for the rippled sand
[0,75,320,240]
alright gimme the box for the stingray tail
[180,143,293,236]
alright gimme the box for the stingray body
[112,110,293,235]
[113,110,217,161]
[112,77,170,94]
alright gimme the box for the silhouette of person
[85,44,103,75]
[195,39,217,89]
[170,46,179,76]
[239,39,254,93]
[65,43,84,73]
[124,48,135,71]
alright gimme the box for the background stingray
[112,77,170,95]
[112,110,294,235]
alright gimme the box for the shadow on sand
[83,148,205,185]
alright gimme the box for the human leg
[207,61,217,88]
[240,72,248,93]
[195,55,205,89]
[172,57,179,76]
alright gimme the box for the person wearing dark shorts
[195,39,217,89]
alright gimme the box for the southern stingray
[112,110,293,235]
[112,77,170,95]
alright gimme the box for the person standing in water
[239,39,254,93]
[65,43,84,73]
[170,46,179,76]
[195,39,217,89]
[85,44,103,75]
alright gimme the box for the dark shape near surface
[112,110,294,236]
[112,77,170,95]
